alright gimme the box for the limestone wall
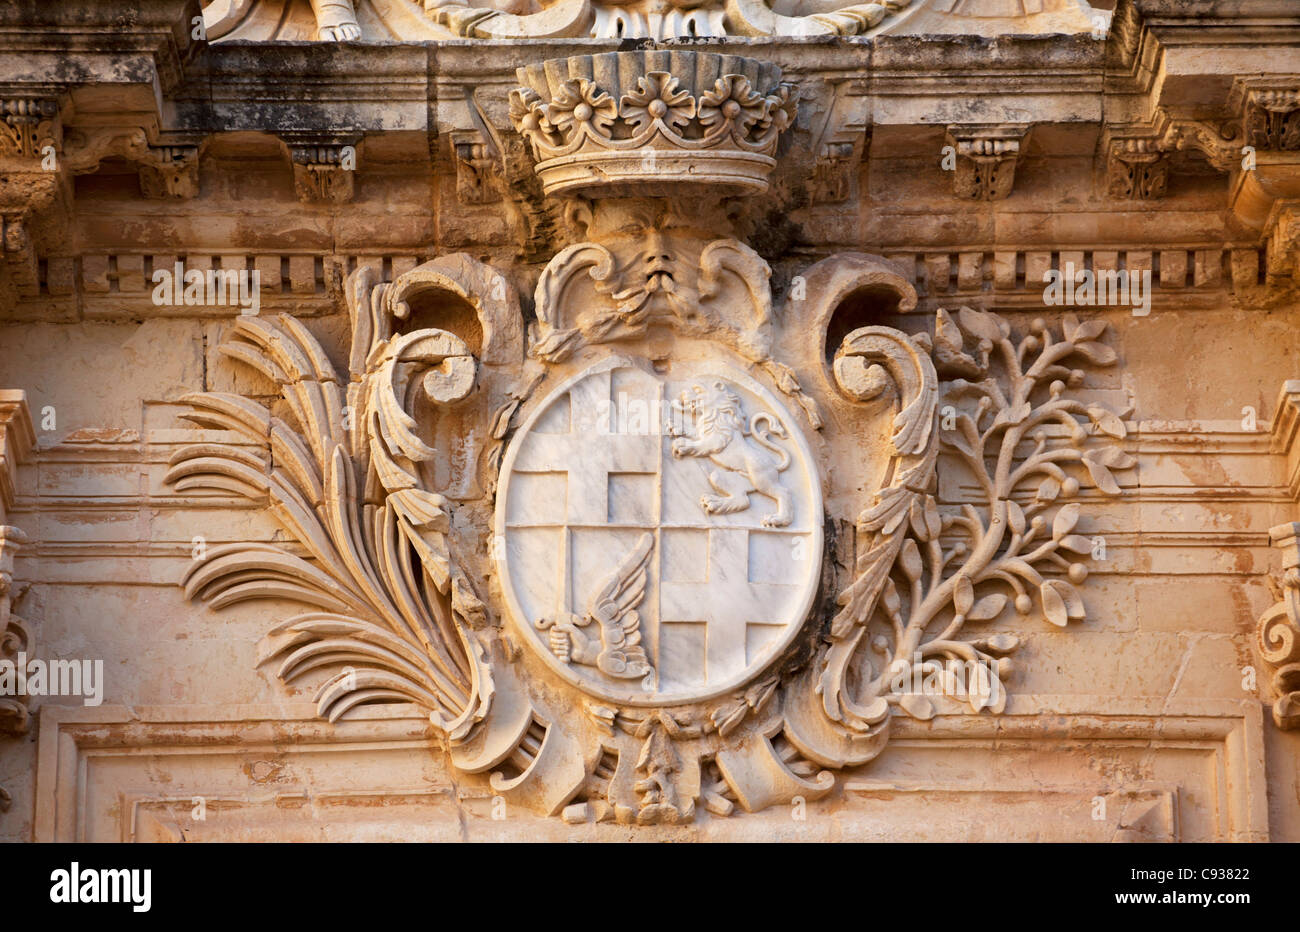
[0,0,1298,842]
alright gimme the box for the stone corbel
[1226,83,1300,282]
[1243,87,1300,153]
[137,144,200,199]
[451,129,501,206]
[944,124,1029,201]
[0,98,58,160]
[1106,136,1169,200]
[61,127,201,200]
[1105,111,1243,200]
[283,135,361,204]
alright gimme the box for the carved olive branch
[856,308,1134,719]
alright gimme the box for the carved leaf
[967,594,1007,622]
[1087,445,1137,469]
[909,496,942,542]
[862,486,913,535]
[1069,317,1108,343]
[899,538,923,582]
[1052,503,1080,540]
[1040,580,1070,627]
[1058,534,1094,555]
[1070,341,1118,366]
[1041,579,1085,627]
[898,693,935,721]
[881,577,902,619]
[1007,500,1026,535]
[957,306,1007,344]
[1081,454,1122,495]
[169,312,486,730]
[1087,405,1127,439]
[933,308,983,377]
[996,401,1032,426]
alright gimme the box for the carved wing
[587,532,653,634]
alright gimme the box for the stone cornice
[0,0,201,96]
[0,8,1295,305]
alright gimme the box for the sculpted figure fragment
[201,0,1103,41]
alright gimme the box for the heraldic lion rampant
[670,380,794,527]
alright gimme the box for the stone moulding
[509,51,797,197]
[31,699,1269,841]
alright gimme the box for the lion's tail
[749,413,791,471]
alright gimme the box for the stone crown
[509,50,797,198]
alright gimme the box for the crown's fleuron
[509,51,797,198]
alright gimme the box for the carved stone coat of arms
[167,49,1133,824]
